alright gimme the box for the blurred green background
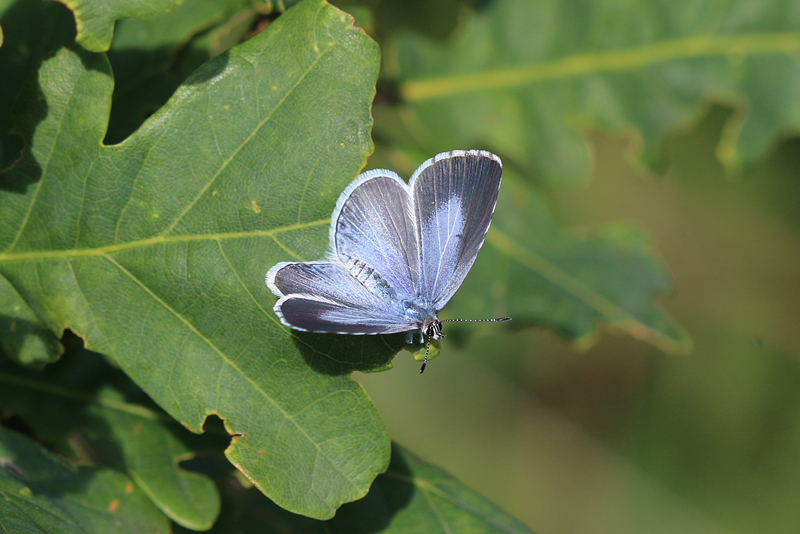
[353,2,800,533]
[359,115,800,533]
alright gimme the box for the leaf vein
[113,128,169,244]
[6,68,84,252]
[402,31,800,100]
[0,373,171,422]
[419,488,452,534]
[102,252,361,490]
[385,471,529,534]
[214,239,332,362]
[486,227,681,353]
[160,42,336,236]
[0,219,330,263]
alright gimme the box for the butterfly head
[423,319,445,341]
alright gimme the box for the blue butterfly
[266,150,509,372]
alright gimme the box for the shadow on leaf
[0,0,74,173]
[0,64,48,192]
[183,48,229,85]
[293,330,404,375]
[0,330,230,486]
[172,443,415,534]
[0,314,61,368]
[104,44,216,144]
[328,445,415,533]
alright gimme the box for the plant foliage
[2,0,799,531]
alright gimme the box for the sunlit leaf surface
[0,0,391,519]
[55,0,184,52]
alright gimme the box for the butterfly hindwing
[266,261,409,334]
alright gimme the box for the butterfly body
[266,150,504,362]
[401,299,442,341]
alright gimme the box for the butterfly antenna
[418,318,510,374]
[419,341,430,374]
[440,317,512,324]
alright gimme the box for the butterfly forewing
[331,171,420,300]
[410,151,503,309]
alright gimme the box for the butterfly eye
[425,321,445,340]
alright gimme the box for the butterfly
[266,150,510,372]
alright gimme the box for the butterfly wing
[330,170,420,300]
[410,150,503,310]
[266,261,410,334]
[267,151,501,333]
[266,171,422,335]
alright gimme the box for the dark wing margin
[266,261,411,334]
[410,150,502,310]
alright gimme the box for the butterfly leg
[403,330,426,345]
[404,331,415,345]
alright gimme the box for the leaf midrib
[159,9,337,237]
[101,247,363,495]
[0,219,329,263]
[0,219,687,358]
[486,228,688,355]
[402,31,800,100]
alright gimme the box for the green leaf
[372,0,462,42]
[0,0,389,519]
[269,0,305,12]
[330,445,534,533]
[392,0,800,185]
[172,444,535,533]
[0,426,169,533]
[180,1,272,60]
[0,272,61,366]
[0,0,75,170]
[363,142,689,356]
[105,0,255,144]
[449,175,691,355]
[0,339,227,530]
[55,0,185,52]
[404,338,441,364]
[110,0,250,53]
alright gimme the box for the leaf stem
[402,32,800,101]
